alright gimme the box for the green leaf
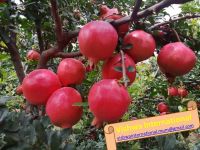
[127,66,135,72]
[114,66,123,72]
[123,43,133,50]
[73,102,88,107]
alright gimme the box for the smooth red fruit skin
[102,54,136,85]
[157,102,169,113]
[46,87,83,128]
[16,85,23,95]
[22,69,61,105]
[123,30,156,63]
[88,79,131,122]
[57,58,86,86]
[78,21,118,63]
[157,42,197,77]
[168,87,178,96]
[26,50,40,61]
[178,88,188,98]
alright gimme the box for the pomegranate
[22,69,61,105]
[78,21,118,64]
[88,79,131,122]
[46,87,83,128]
[57,58,86,86]
[178,88,188,98]
[16,85,23,95]
[157,102,169,113]
[168,87,178,96]
[102,53,136,85]
[100,5,129,37]
[26,50,40,61]
[157,42,197,77]
[123,30,156,63]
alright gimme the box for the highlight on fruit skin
[57,58,86,86]
[157,42,197,77]
[26,50,40,61]
[123,30,156,63]
[22,69,61,105]
[78,20,118,64]
[88,79,131,123]
[102,53,136,85]
[46,87,83,128]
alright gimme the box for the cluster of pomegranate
[17,5,197,128]
[168,87,188,98]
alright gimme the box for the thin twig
[130,0,142,23]
[171,28,181,42]
[120,50,128,88]
[149,14,200,30]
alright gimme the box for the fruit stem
[120,50,128,87]
[171,28,181,42]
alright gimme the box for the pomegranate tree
[123,30,156,63]
[88,79,131,123]
[78,21,118,64]
[26,50,40,61]
[46,87,83,128]
[22,69,61,105]
[157,42,197,77]
[57,58,86,86]
[102,53,136,85]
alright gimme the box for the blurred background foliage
[0,0,200,149]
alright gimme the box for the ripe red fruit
[88,79,131,122]
[26,50,40,61]
[46,87,83,128]
[123,30,156,63]
[178,88,188,98]
[16,85,23,95]
[78,21,118,64]
[157,42,197,77]
[168,87,178,96]
[99,5,129,37]
[102,54,136,85]
[22,69,61,105]
[157,102,169,113]
[57,58,86,86]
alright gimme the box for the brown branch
[120,50,128,88]
[54,51,82,58]
[35,20,44,52]
[50,0,63,47]
[171,28,181,42]
[149,14,200,30]
[130,0,142,23]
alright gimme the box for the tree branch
[54,51,82,58]
[120,50,128,88]
[149,14,200,30]
[130,0,142,23]
[35,20,44,52]
[171,28,181,42]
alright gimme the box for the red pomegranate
[157,42,197,77]
[102,53,136,85]
[168,87,178,96]
[26,50,40,61]
[178,88,188,98]
[78,21,118,64]
[57,58,86,86]
[46,87,83,128]
[100,5,129,37]
[88,79,131,122]
[123,30,156,63]
[22,69,61,105]
[16,85,23,95]
[157,102,169,113]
